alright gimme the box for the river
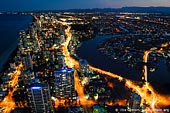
[76,35,170,83]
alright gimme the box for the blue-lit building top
[55,66,74,73]
[53,66,76,100]
[27,83,53,113]
[30,83,48,89]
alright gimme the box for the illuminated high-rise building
[27,83,53,113]
[54,66,77,100]
[79,59,89,74]
[22,52,33,70]
[129,93,141,113]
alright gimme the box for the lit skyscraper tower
[54,66,77,100]
[22,52,33,70]
[79,59,89,74]
[128,93,141,113]
[27,83,53,113]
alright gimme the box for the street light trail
[143,51,150,82]
[74,70,96,107]
[0,15,169,113]
[60,20,170,113]
[142,47,170,112]
[29,16,170,112]
[89,65,124,81]
[0,63,23,113]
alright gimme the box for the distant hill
[120,7,170,13]
[63,7,170,13]
[18,7,170,13]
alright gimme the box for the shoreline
[0,47,18,72]
[76,33,170,83]
[0,14,34,73]
[76,34,170,94]
[76,35,142,82]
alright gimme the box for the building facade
[79,59,89,75]
[27,83,53,113]
[54,66,77,100]
[129,93,141,113]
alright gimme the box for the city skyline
[0,0,170,11]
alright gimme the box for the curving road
[61,21,170,113]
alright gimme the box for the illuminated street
[60,20,170,112]
[0,63,23,113]
[0,13,170,113]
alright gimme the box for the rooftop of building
[54,66,74,73]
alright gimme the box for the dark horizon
[1,6,170,14]
[0,0,170,12]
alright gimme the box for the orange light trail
[53,18,170,112]
[89,65,124,81]
[2,15,170,113]
[55,21,96,107]
[141,47,170,112]
[59,21,132,108]
[89,64,170,112]
[60,22,79,69]
[0,63,23,113]
[143,51,150,82]
[74,70,96,107]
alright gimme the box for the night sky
[0,0,170,11]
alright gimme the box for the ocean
[0,14,33,71]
